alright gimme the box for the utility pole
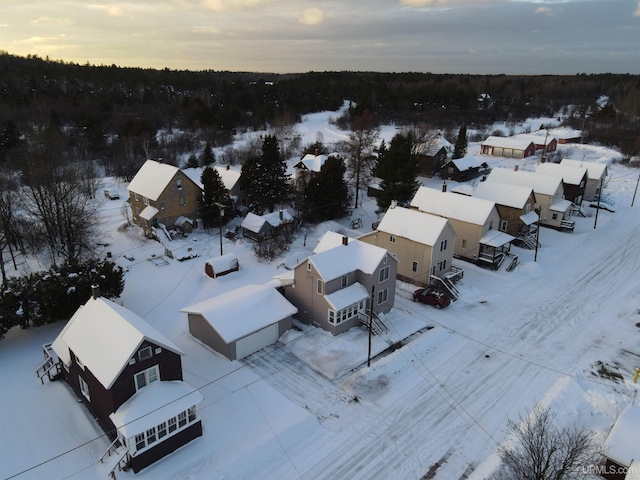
[534,209,541,262]
[367,286,374,368]
[214,202,225,255]
[594,176,603,229]
[632,172,640,208]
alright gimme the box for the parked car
[104,188,120,200]
[412,287,450,309]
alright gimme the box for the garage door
[235,324,278,359]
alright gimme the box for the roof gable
[410,186,496,226]
[481,136,536,151]
[560,158,608,180]
[376,206,450,247]
[536,162,588,185]
[473,181,534,209]
[127,160,185,201]
[52,297,183,389]
[487,168,563,197]
[295,154,328,172]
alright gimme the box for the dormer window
[138,346,153,361]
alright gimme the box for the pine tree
[303,156,350,223]
[239,135,289,214]
[453,125,468,159]
[373,134,419,213]
[201,142,216,166]
[200,166,230,229]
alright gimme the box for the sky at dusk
[1,0,639,74]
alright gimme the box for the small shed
[182,284,297,361]
[205,254,239,278]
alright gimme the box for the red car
[412,287,451,309]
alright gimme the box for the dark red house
[49,289,203,473]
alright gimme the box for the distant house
[536,162,588,205]
[472,181,538,247]
[513,133,558,156]
[128,160,202,236]
[539,127,582,144]
[46,288,202,473]
[410,186,513,269]
[486,168,574,231]
[240,209,295,241]
[359,205,456,287]
[183,284,296,360]
[480,136,537,159]
[184,165,245,209]
[418,134,452,177]
[284,232,397,336]
[292,153,328,189]
[560,158,608,201]
[444,156,490,182]
[602,406,640,480]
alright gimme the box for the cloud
[299,7,324,25]
[399,0,481,6]
[635,1,640,16]
[192,26,221,34]
[201,0,264,11]
[31,16,73,26]
[535,6,556,15]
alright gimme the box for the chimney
[514,165,519,171]
[390,200,397,209]
[442,183,447,192]
[91,284,101,300]
[342,236,349,246]
[157,157,163,164]
[279,210,284,221]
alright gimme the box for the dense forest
[1,52,639,173]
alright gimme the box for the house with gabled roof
[444,156,490,182]
[184,164,246,208]
[601,405,640,480]
[128,160,202,236]
[240,209,295,241]
[418,133,452,177]
[183,284,296,360]
[410,186,514,269]
[473,181,538,247]
[536,162,588,206]
[560,158,608,202]
[47,288,203,473]
[513,133,558,155]
[283,232,397,335]
[359,205,456,287]
[486,167,574,231]
[292,153,328,189]
[480,136,537,159]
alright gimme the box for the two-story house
[283,231,397,336]
[128,160,202,236]
[359,205,456,287]
[560,159,608,202]
[536,162,588,206]
[49,288,203,473]
[292,153,328,190]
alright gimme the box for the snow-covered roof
[450,184,474,196]
[183,166,241,191]
[549,199,573,212]
[181,284,297,343]
[560,158,608,180]
[480,229,515,247]
[513,133,557,146]
[473,181,533,209]
[375,206,450,247]
[481,136,535,150]
[424,135,452,156]
[449,156,486,172]
[205,253,238,271]
[241,210,293,234]
[603,405,640,467]
[295,154,328,172]
[127,160,181,201]
[410,186,496,226]
[109,380,203,439]
[139,206,159,221]
[487,168,563,197]
[536,162,588,185]
[310,231,390,281]
[51,297,183,389]
[325,282,369,311]
[520,211,539,225]
[535,127,582,140]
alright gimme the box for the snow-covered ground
[1,106,639,480]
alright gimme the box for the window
[134,193,139,201]
[307,261,311,271]
[138,346,152,361]
[157,422,167,439]
[179,195,186,206]
[341,274,348,288]
[462,239,467,249]
[412,261,418,273]
[500,220,508,231]
[168,417,177,433]
[431,265,436,276]
[135,433,146,452]
[135,207,140,215]
[328,301,363,325]
[146,427,157,445]
[135,365,159,391]
[143,196,149,206]
[525,203,531,213]
[176,178,183,190]
[178,411,187,428]
[440,239,447,251]
[379,265,390,283]
[317,279,323,295]
[188,406,197,423]
[78,376,90,401]
[552,213,558,220]
[389,234,396,243]
[76,356,85,370]
[377,289,388,305]
[159,201,165,210]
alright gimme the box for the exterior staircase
[99,438,131,479]
[36,343,60,384]
[360,310,389,335]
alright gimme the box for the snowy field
[1,105,639,480]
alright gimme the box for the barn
[182,284,297,360]
[204,254,239,278]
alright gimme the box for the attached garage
[182,284,297,361]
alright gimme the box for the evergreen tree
[373,134,420,213]
[201,142,216,166]
[239,135,289,214]
[303,156,350,223]
[200,166,231,229]
[453,124,468,159]
[186,153,199,169]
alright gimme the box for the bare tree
[340,110,380,209]
[494,404,601,480]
